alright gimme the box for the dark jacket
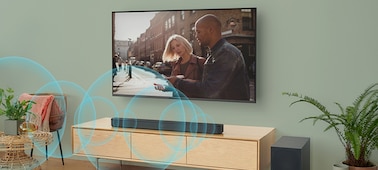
[175,39,250,101]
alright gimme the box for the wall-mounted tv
[112,8,256,103]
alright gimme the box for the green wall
[1,0,378,169]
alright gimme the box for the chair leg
[30,140,49,160]
[29,130,64,165]
[57,130,64,165]
[46,144,48,160]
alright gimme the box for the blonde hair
[162,34,193,62]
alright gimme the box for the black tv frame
[112,8,256,103]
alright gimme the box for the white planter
[4,119,24,135]
[333,163,349,170]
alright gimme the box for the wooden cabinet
[187,137,258,169]
[131,133,186,164]
[72,118,275,170]
[72,129,131,160]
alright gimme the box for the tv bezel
[112,7,256,103]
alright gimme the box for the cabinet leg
[96,158,99,170]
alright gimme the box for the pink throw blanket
[19,93,54,132]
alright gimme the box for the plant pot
[4,119,24,135]
[333,163,348,170]
[349,165,378,170]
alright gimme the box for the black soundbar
[111,117,223,134]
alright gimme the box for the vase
[4,119,24,135]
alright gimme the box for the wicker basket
[0,131,52,169]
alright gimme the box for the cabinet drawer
[72,128,131,159]
[187,137,258,170]
[131,133,186,164]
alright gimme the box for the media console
[72,117,275,170]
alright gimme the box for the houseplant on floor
[283,83,378,170]
[0,87,35,135]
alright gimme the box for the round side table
[0,131,53,170]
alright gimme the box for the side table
[0,131,53,169]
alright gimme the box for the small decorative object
[283,83,378,169]
[0,88,35,135]
[19,121,38,135]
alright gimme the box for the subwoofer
[271,136,310,170]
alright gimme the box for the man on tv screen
[167,14,250,101]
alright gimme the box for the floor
[1,152,198,170]
[38,158,170,170]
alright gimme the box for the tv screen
[112,8,256,103]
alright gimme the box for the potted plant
[0,87,35,135]
[283,83,378,169]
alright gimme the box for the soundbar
[111,117,223,134]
